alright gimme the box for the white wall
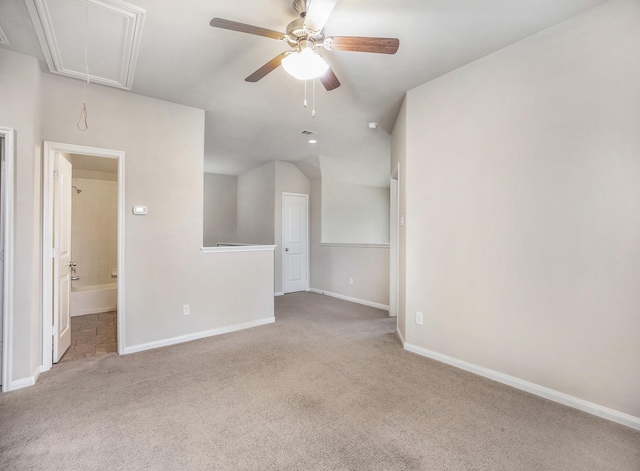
[310,179,390,307]
[0,54,276,360]
[237,162,275,245]
[203,173,237,247]
[274,161,310,294]
[321,179,390,245]
[71,176,118,288]
[402,0,640,418]
[0,48,42,385]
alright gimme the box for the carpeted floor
[1,292,638,470]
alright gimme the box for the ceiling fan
[210,0,399,91]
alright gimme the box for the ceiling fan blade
[210,18,284,40]
[324,36,399,54]
[303,0,338,33]
[245,53,289,82]
[319,67,341,91]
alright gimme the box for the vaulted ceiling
[0,0,609,179]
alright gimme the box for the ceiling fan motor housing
[285,17,324,49]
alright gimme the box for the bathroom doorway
[42,142,125,371]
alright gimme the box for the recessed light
[368,121,378,130]
[308,139,318,144]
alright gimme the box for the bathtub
[70,283,118,317]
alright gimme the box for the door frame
[42,141,125,372]
[0,127,15,392]
[389,163,400,319]
[281,192,310,294]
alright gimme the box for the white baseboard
[274,292,284,297]
[123,317,276,355]
[7,365,41,392]
[310,288,390,311]
[71,306,116,317]
[404,342,640,431]
[396,327,405,347]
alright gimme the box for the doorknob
[285,248,289,251]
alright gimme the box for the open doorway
[42,142,125,372]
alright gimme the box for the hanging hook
[77,5,90,131]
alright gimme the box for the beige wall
[38,72,274,349]
[0,49,274,373]
[321,179,390,245]
[391,98,407,339]
[237,162,275,245]
[402,0,640,417]
[203,173,238,247]
[0,48,42,383]
[274,161,310,294]
[310,179,390,307]
[203,161,310,295]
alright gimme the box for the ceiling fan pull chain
[312,78,316,118]
[304,79,308,108]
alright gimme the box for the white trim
[25,0,146,90]
[122,317,275,355]
[310,288,390,311]
[6,365,41,392]
[320,242,390,248]
[274,292,284,297]
[282,193,310,294]
[71,307,115,317]
[0,127,15,393]
[404,342,640,431]
[201,245,276,254]
[43,142,126,374]
[396,327,405,347]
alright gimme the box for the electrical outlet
[416,311,423,325]
[349,277,354,286]
[183,304,190,316]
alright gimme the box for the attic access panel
[26,0,145,90]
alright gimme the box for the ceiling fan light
[282,48,329,80]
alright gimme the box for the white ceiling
[0,0,610,178]
[70,153,118,174]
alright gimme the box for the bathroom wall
[71,175,118,288]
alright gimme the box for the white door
[0,137,4,383]
[53,153,72,363]
[283,194,309,294]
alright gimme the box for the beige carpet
[1,293,638,470]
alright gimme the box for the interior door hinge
[52,248,58,258]
[53,170,59,180]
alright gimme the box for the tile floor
[60,311,117,362]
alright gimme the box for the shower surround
[71,177,118,289]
